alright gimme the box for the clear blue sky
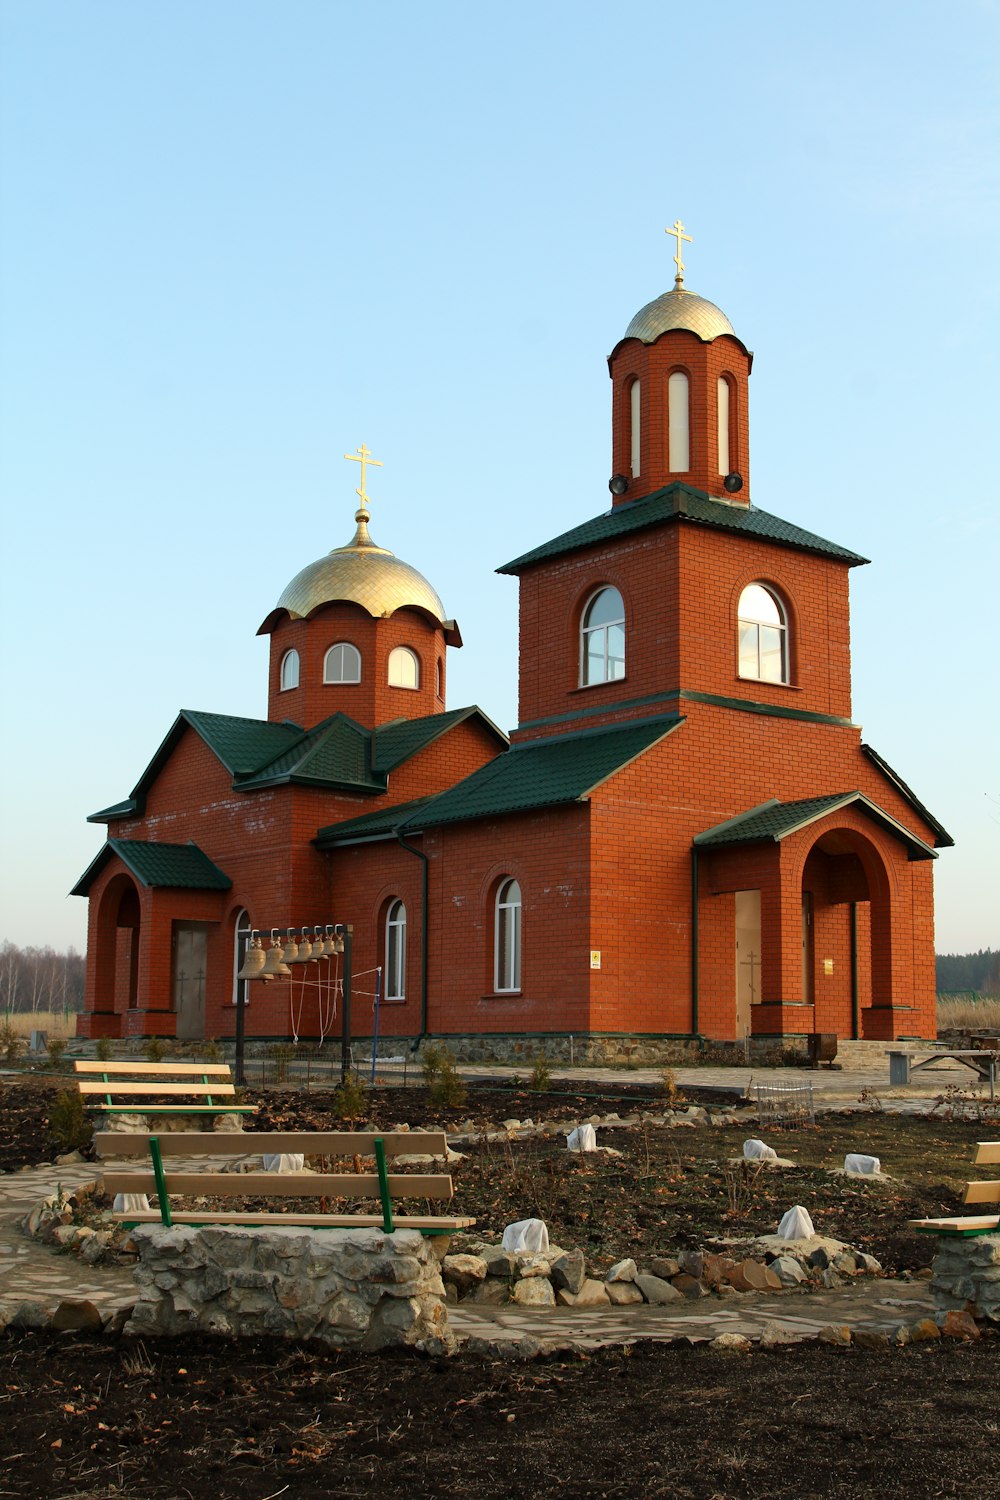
[1,1,997,956]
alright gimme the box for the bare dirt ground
[2,1072,998,1499]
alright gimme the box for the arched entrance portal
[90,874,143,1033]
[800,827,890,1039]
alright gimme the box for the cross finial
[665,218,692,285]
[343,442,383,516]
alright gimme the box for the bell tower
[608,221,753,506]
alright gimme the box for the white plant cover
[113,1193,150,1214]
[777,1205,815,1239]
[501,1218,550,1253]
[743,1139,778,1161]
[844,1153,881,1175]
[566,1124,598,1153]
[262,1154,306,1172]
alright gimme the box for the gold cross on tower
[665,218,692,285]
[343,442,384,514]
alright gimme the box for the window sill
[382,997,407,1005]
[571,677,627,695]
[482,991,523,1000]
[737,675,800,692]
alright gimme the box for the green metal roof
[315,796,437,847]
[861,744,954,848]
[181,710,305,775]
[70,839,233,897]
[373,707,506,774]
[498,483,869,574]
[88,797,140,825]
[694,793,937,860]
[402,714,683,831]
[236,715,383,791]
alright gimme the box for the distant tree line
[0,941,85,1014]
[936,949,1000,996]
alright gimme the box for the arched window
[629,378,641,478]
[717,375,731,476]
[388,646,420,689]
[324,642,362,683]
[668,370,690,472]
[385,899,406,1002]
[738,584,788,683]
[495,878,522,992]
[233,909,252,1008]
[668,370,692,474]
[435,658,443,698]
[581,586,626,685]
[279,649,299,691]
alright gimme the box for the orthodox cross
[740,949,760,1004]
[665,218,692,283]
[344,443,383,511]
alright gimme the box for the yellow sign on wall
[590,950,602,970]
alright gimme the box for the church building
[73,231,950,1057]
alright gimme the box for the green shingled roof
[498,483,869,574]
[401,714,683,831]
[70,839,232,897]
[181,710,305,775]
[237,715,383,791]
[315,796,437,847]
[694,793,937,860]
[373,707,506,774]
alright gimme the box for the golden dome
[622,285,738,345]
[261,512,450,630]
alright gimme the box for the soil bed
[2,1330,998,1499]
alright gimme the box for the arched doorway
[801,828,889,1038]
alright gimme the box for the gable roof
[88,706,507,820]
[498,483,869,574]
[399,714,683,832]
[861,743,954,848]
[315,796,438,848]
[70,839,232,897]
[693,793,938,860]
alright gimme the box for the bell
[293,933,313,963]
[282,932,300,964]
[331,932,345,955]
[318,927,336,958]
[236,935,266,981]
[305,926,322,961]
[260,935,291,979]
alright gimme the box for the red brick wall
[265,603,448,728]
[609,329,752,504]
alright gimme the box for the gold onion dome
[623,285,738,345]
[272,510,449,624]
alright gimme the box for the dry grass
[937,994,1000,1032]
[2,1008,78,1039]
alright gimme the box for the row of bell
[237,928,346,983]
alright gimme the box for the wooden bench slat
[973,1142,1000,1165]
[962,1180,1000,1205]
[94,1105,255,1115]
[909,1214,1000,1235]
[78,1081,237,1098]
[74,1061,233,1076]
[95,1130,449,1157]
[102,1171,454,1198]
[117,1210,476,1229]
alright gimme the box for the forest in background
[1,940,996,1013]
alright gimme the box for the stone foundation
[126,1225,455,1353]
[930,1233,1000,1322]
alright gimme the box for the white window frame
[324,642,362,684]
[629,378,641,478]
[717,375,731,476]
[233,909,252,1007]
[737,583,789,684]
[580,586,626,686]
[494,878,522,993]
[279,649,299,691]
[385,899,406,1002]
[388,646,420,689]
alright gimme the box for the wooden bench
[74,1060,256,1122]
[910,1141,1000,1236]
[96,1129,476,1236]
[887,1049,998,1096]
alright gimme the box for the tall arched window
[279,649,299,690]
[388,646,420,688]
[629,378,641,478]
[717,375,731,476]
[324,642,362,683]
[668,370,690,472]
[738,584,788,683]
[385,899,406,1002]
[233,909,252,1008]
[581,586,626,685]
[494,878,522,992]
[435,658,443,698]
